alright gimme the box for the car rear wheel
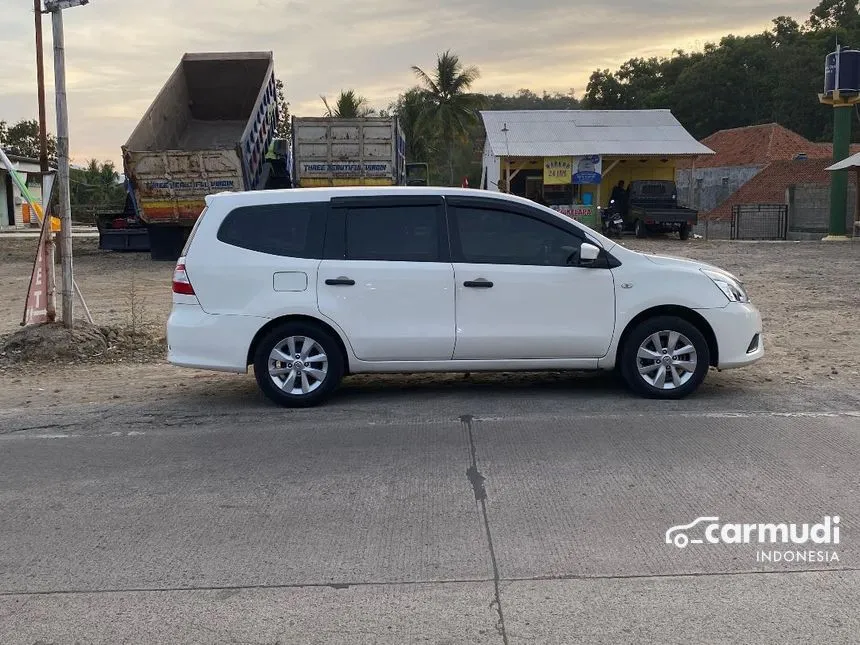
[253,321,344,408]
[634,219,648,239]
[679,223,691,241]
[620,316,710,399]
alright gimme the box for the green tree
[0,119,57,161]
[807,0,860,30]
[70,159,126,220]
[391,87,437,164]
[481,88,579,110]
[412,50,485,185]
[274,79,291,140]
[321,90,375,118]
[583,69,626,108]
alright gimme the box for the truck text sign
[299,161,393,177]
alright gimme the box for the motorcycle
[600,199,624,237]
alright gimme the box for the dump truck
[291,116,406,187]
[102,51,281,260]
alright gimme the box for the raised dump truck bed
[119,51,278,259]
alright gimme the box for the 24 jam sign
[543,157,572,185]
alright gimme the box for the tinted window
[345,205,440,262]
[217,202,327,258]
[452,206,583,266]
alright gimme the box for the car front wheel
[620,316,710,399]
[253,321,344,408]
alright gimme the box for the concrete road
[1,380,858,644]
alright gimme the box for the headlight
[702,269,749,303]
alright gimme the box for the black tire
[679,223,691,241]
[619,316,710,399]
[253,321,345,408]
[634,219,648,239]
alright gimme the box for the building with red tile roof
[705,157,854,222]
[677,123,833,170]
[676,123,860,227]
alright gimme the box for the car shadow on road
[156,369,758,415]
[330,370,748,406]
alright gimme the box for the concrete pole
[51,8,74,328]
[828,105,851,239]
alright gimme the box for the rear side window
[217,202,327,258]
[345,205,441,262]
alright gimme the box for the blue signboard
[573,155,602,185]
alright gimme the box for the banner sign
[22,206,53,326]
[543,157,572,185]
[551,204,599,228]
[573,155,602,184]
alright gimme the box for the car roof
[205,186,541,209]
[203,185,617,251]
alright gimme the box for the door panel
[454,263,615,359]
[317,198,455,362]
[318,260,455,361]
[448,201,616,360]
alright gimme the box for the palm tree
[412,51,484,185]
[321,90,375,118]
[392,88,436,165]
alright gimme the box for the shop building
[0,154,43,231]
[479,110,713,228]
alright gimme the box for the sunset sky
[0,0,815,165]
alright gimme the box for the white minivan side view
[167,187,763,407]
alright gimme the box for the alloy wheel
[636,330,698,390]
[268,336,329,395]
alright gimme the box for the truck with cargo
[290,117,406,188]
[100,51,281,260]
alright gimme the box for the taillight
[172,261,195,295]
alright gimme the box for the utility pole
[34,0,56,323]
[47,2,75,327]
[34,0,49,174]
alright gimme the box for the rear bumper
[696,302,764,369]
[167,303,268,373]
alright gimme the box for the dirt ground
[1,235,859,409]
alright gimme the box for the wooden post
[34,0,50,175]
[51,8,74,328]
[34,2,56,323]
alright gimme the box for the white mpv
[167,187,763,407]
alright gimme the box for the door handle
[464,279,494,288]
[325,277,356,286]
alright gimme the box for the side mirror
[580,242,601,263]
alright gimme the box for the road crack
[460,414,509,645]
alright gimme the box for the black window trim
[326,195,451,263]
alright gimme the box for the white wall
[481,141,500,191]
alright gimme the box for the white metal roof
[826,152,860,171]
[481,110,714,158]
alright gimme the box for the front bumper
[696,302,764,369]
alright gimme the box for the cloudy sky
[0,0,814,165]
